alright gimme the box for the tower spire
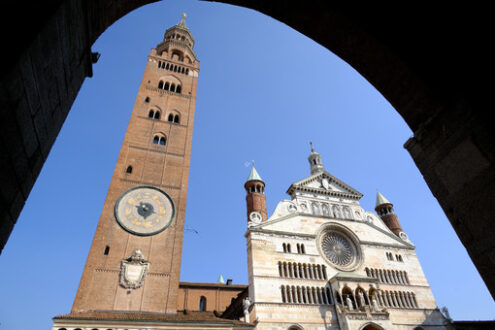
[244,164,267,223]
[375,191,404,237]
[307,142,325,175]
[178,12,187,28]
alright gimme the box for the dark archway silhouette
[0,2,493,299]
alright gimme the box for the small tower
[308,142,325,175]
[375,191,404,236]
[245,165,267,223]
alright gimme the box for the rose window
[321,232,353,266]
[317,224,362,271]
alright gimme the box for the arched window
[168,114,174,122]
[176,85,182,93]
[158,81,164,89]
[148,110,154,118]
[287,244,291,253]
[153,136,159,144]
[126,165,133,174]
[166,63,169,70]
[170,84,176,92]
[164,82,170,90]
[301,244,305,254]
[154,111,160,119]
[199,296,206,311]
[159,136,166,145]
[104,245,110,255]
[283,243,287,253]
[174,114,180,123]
[145,96,150,103]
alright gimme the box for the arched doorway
[360,322,385,330]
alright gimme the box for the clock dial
[115,186,175,236]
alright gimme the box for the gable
[286,171,363,200]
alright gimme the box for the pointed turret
[156,13,197,61]
[308,142,325,175]
[244,164,267,223]
[375,191,404,236]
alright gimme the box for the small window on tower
[104,246,110,255]
[174,115,180,124]
[159,137,166,145]
[148,110,154,118]
[153,136,159,144]
[168,114,174,122]
[176,85,182,94]
[126,166,133,174]
[164,82,170,91]
[158,81,164,89]
[154,111,160,120]
[145,97,150,103]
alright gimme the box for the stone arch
[342,286,355,310]
[1,0,494,302]
[359,322,385,330]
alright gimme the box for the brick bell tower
[245,165,267,223]
[71,14,199,314]
[375,191,404,236]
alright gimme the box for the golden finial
[182,13,187,19]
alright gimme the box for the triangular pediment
[286,171,363,200]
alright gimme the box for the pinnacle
[375,191,391,207]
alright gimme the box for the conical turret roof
[376,191,391,207]
[246,166,263,182]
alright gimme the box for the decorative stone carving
[119,249,150,289]
[346,296,354,311]
[317,223,363,271]
[243,297,252,322]
[372,297,379,311]
[359,291,366,308]
[322,232,354,267]
[287,202,297,213]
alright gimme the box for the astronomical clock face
[115,186,175,236]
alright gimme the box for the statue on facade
[372,296,379,311]
[243,297,252,322]
[358,291,366,308]
[346,296,354,311]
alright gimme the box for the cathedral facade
[243,147,450,329]
[53,16,450,330]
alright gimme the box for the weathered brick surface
[71,22,199,314]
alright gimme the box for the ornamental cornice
[290,185,361,200]
[247,227,316,240]
[149,55,198,70]
[287,171,363,200]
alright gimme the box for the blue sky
[0,1,493,329]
